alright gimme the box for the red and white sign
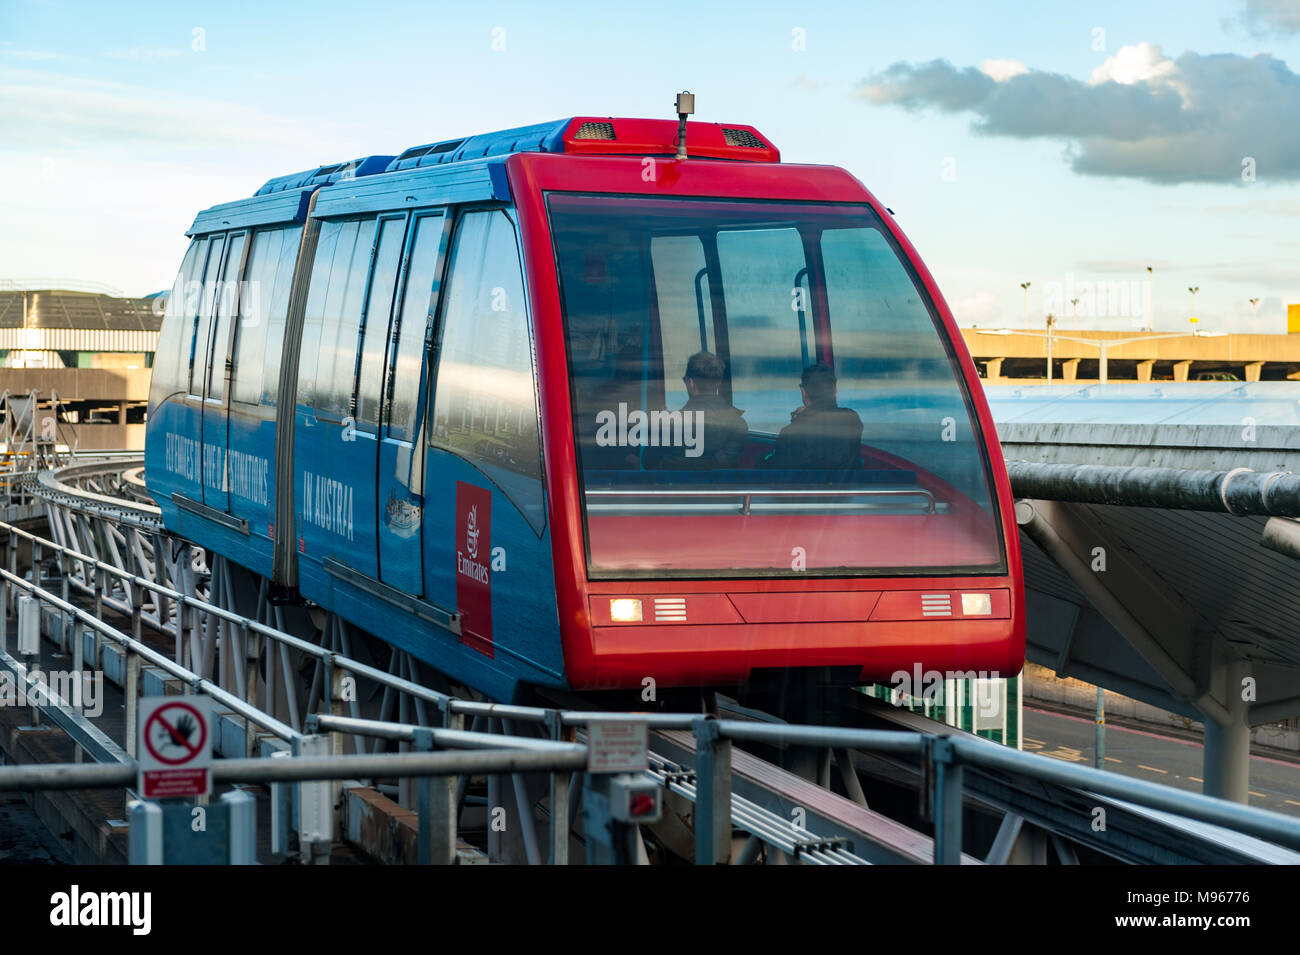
[587,721,649,774]
[138,697,212,799]
[455,481,494,658]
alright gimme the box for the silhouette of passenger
[650,351,747,469]
[584,334,645,469]
[763,364,863,470]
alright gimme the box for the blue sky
[2,0,1297,333]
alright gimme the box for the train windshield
[548,194,1004,578]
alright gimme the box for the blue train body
[146,129,571,701]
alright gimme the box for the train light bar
[559,117,779,162]
[609,598,643,623]
[961,593,993,616]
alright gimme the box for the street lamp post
[1046,314,1056,386]
[1147,266,1153,331]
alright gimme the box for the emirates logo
[466,504,480,559]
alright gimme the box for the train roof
[186,116,780,236]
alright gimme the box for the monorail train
[145,113,1025,704]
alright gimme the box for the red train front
[511,120,1024,691]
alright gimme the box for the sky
[1,0,1298,333]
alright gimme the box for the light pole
[1147,266,1153,331]
[1046,313,1056,385]
[977,329,1227,384]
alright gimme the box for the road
[1023,705,1300,818]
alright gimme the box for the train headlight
[609,598,643,623]
[961,593,992,616]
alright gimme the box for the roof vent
[573,121,616,141]
[722,128,765,148]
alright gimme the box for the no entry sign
[138,697,212,798]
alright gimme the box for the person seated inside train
[582,334,646,470]
[761,363,864,471]
[645,351,747,470]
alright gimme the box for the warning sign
[138,697,212,799]
[587,721,648,774]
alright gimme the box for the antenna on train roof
[675,91,695,160]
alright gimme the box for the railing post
[930,737,964,865]
[92,567,104,669]
[6,532,17,612]
[59,550,70,654]
[128,798,164,865]
[693,716,732,865]
[124,650,141,758]
[545,709,570,865]
[0,555,7,656]
[244,623,259,758]
[411,726,455,865]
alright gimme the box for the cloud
[1233,0,1300,36]
[105,48,182,62]
[980,59,1028,82]
[949,289,1003,326]
[1076,259,1182,273]
[0,68,333,154]
[1,50,59,61]
[857,43,1300,184]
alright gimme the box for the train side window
[652,235,714,410]
[259,225,302,406]
[386,213,444,442]
[430,210,545,532]
[316,218,377,418]
[296,220,344,409]
[355,216,406,433]
[148,238,203,416]
[233,225,302,406]
[207,231,247,402]
[189,235,226,396]
[232,229,281,404]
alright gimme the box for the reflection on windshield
[548,194,1003,577]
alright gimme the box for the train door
[199,230,247,511]
[348,215,408,578]
[294,217,380,572]
[423,209,546,657]
[376,211,448,594]
[188,231,226,506]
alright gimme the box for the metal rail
[587,485,937,515]
[6,457,1300,865]
[1007,460,1300,517]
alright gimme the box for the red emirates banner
[455,481,493,657]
